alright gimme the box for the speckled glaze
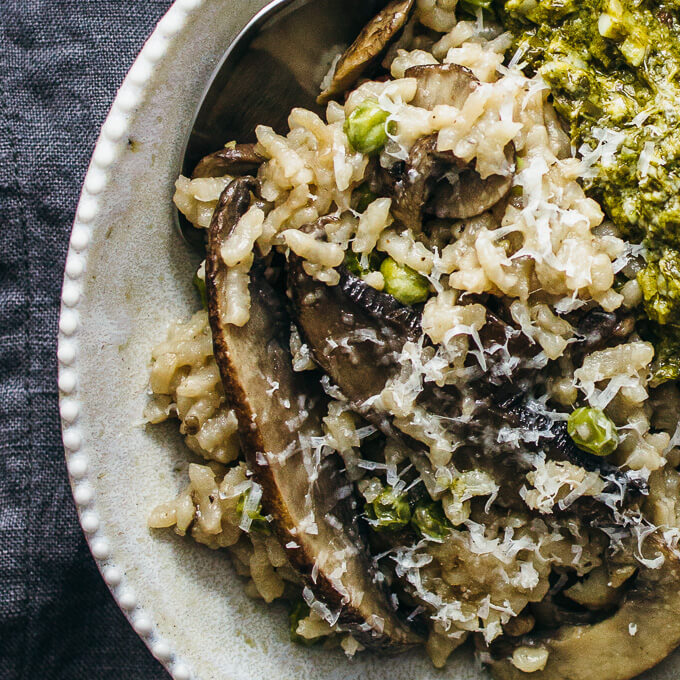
[58,1,680,679]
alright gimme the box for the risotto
[146,1,680,677]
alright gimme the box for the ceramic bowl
[58,1,680,678]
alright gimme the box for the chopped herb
[193,272,208,309]
[236,489,270,534]
[288,600,322,646]
[366,486,411,531]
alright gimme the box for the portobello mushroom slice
[427,164,513,221]
[206,178,420,651]
[571,308,636,365]
[288,255,450,497]
[288,263,647,506]
[390,135,465,232]
[384,65,510,228]
[490,536,680,680]
[389,133,513,232]
[192,143,264,179]
[488,391,647,504]
[529,589,603,629]
[405,62,478,110]
[317,0,415,104]
[288,259,420,430]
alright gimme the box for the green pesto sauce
[497,0,680,381]
[499,0,680,250]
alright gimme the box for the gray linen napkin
[1,2,173,677]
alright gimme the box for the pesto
[497,0,680,380]
[499,0,680,250]
[652,334,680,383]
[638,250,680,325]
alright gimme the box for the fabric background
[1,2,174,678]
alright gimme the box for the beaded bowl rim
[57,1,241,677]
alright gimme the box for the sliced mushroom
[390,135,465,232]
[427,164,513,220]
[571,309,636,365]
[288,259,417,431]
[563,565,633,610]
[490,536,680,680]
[489,394,647,504]
[206,178,420,651]
[405,63,478,110]
[317,0,415,104]
[389,135,513,231]
[503,613,536,638]
[372,65,510,229]
[288,264,647,507]
[192,143,264,179]
[529,590,602,629]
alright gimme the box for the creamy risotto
[146,1,680,677]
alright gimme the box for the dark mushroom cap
[287,261,646,512]
[192,143,264,179]
[205,177,421,651]
[392,65,513,225]
[405,62,478,110]
[317,0,415,104]
[426,164,513,221]
[388,136,513,233]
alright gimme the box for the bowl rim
[57,1,262,677]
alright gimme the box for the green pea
[458,0,494,20]
[411,501,452,541]
[236,489,270,534]
[193,272,208,309]
[380,257,430,305]
[567,407,619,457]
[366,487,411,531]
[344,99,390,155]
[288,600,321,646]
